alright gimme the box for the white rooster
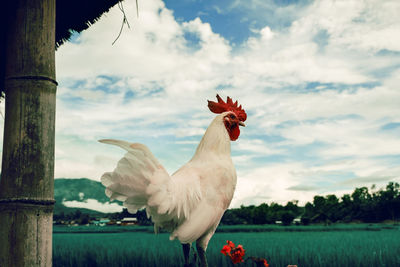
[100,94,247,267]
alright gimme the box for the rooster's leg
[196,242,208,267]
[182,243,191,266]
[196,230,216,267]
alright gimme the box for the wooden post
[0,0,56,266]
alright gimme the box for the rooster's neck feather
[192,113,231,158]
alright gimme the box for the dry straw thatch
[0,0,125,97]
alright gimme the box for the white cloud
[55,0,400,140]
[278,118,400,158]
[233,163,316,206]
[63,199,123,213]
[235,138,282,156]
[232,159,400,207]
[5,0,395,207]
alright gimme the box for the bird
[99,94,247,267]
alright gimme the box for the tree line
[54,182,400,226]
[221,182,400,225]
[54,208,153,225]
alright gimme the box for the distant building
[92,219,111,226]
[276,217,301,225]
[121,217,138,226]
[293,217,301,225]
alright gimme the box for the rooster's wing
[100,139,202,226]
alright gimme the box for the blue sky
[163,0,313,45]
[3,0,399,211]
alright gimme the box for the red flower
[220,245,231,256]
[252,257,269,267]
[221,241,271,266]
[221,241,246,264]
[230,244,245,264]
[221,240,236,256]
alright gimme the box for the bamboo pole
[0,0,56,266]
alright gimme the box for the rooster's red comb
[207,94,247,122]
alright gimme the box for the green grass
[53,224,400,267]
[53,223,398,234]
[53,232,183,267]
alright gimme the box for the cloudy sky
[3,0,400,210]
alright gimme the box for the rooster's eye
[230,114,235,119]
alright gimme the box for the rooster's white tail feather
[99,139,169,214]
[100,139,204,240]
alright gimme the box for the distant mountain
[54,178,123,216]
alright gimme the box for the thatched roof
[56,0,122,47]
[0,0,123,97]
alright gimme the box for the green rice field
[53,224,400,267]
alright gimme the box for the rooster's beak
[239,121,246,127]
